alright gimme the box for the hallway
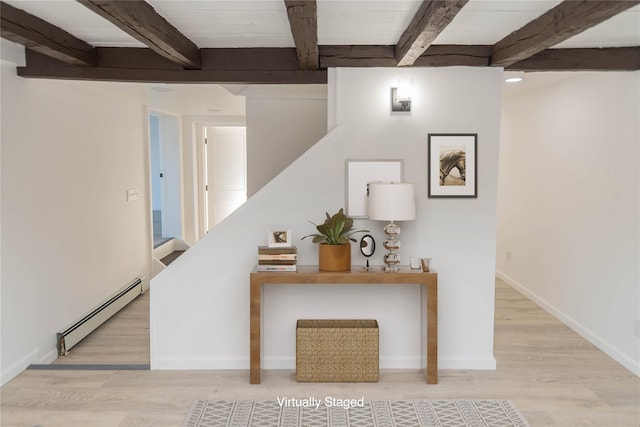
[3,279,637,426]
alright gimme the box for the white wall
[1,46,151,384]
[497,72,640,375]
[151,67,503,371]
[245,85,327,196]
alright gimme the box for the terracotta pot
[318,243,351,271]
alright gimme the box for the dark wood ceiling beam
[201,48,301,71]
[395,0,469,66]
[16,44,639,84]
[320,45,397,67]
[320,45,491,68]
[77,0,200,69]
[17,66,326,84]
[19,48,326,83]
[491,0,640,67]
[414,45,491,67]
[284,0,319,70]
[98,47,302,72]
[0,1,96,66]
[508,47,640,71]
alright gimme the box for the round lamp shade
[367,183,416,221]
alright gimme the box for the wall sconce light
[391,87,411,112]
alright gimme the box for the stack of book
[257,246,297,272]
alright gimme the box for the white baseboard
[40,348,58,364]
[151,358,249,370]
[263,358,294,370]
[151,356,496,371]
[439,358,497,370]
[496,270,640,377]
[1,350,37,386]
[1,347,59,386]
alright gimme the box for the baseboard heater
[57,277,144,357]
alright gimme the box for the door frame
[146,108,184,248]
[190,116,246,240]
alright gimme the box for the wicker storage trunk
[296,319,379,382]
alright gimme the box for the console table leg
[250,279,261,384]
[426,280,438,384]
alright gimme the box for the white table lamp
[367,182,416,272]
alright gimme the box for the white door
[205,127,247,230]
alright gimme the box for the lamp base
[382,221,401,272]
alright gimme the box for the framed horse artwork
[428,134,477,198]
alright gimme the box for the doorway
[149,111,182,247]
[203,126,247,233]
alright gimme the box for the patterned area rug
[183,399,530,427]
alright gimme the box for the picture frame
[267,228,292,247]
[428,134,477,198]
[346,159,404,218]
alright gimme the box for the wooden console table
[250,265,438,384]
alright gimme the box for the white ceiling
[3,0,144,46]
[4,0,640,49]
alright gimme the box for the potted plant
[302,208,368,271]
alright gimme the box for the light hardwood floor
[1,279,639,426]
[51,291,150,366]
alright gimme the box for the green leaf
[312,235,326,244]
[345,216,354,229]
[316,224,330,235]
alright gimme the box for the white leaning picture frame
[345,159,404,218]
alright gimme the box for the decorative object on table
[359,234,376,269]
[267,228,292,247]
[301,208,368,271]
[367,183,416,272]
[296,319,379,382]
[421,257,431,272]
[183,399,530,427]
[257,245,297,272]
[428,133,477,198]
[345,159,403,218]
